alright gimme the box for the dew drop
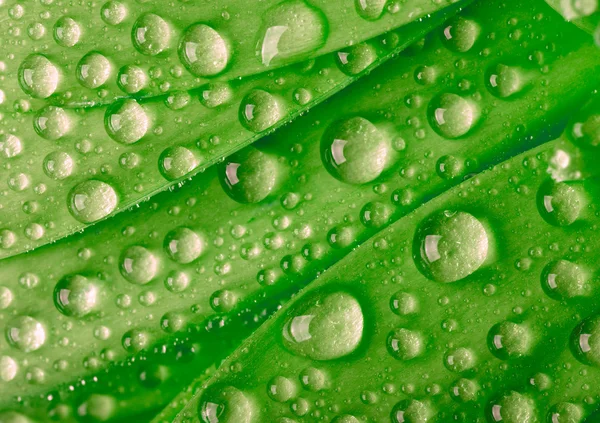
[441,17,481,53]
[54,274,100,317]
[159,146,200,180]
[199,385,255,423]
[391,399,433,423]
[541,260,589,300]
[122,328,151,352]
[547,402,583,423]
[179,24,230,76]
[387,328,424,361]
[355,0,387,20]
[450,378,479,403]
[101,1,127,25]
[132,13,172,56]
[117,65,147,94]
[536,181,585,227]
[219,147,280,203]
[486,64,527,98]
[321,116,392,184]
[239,89,283,133]
[444,347,476,373]
[487,321,533,360]
[0,135,22,159]
[53,16,81,47]
[267,376,297,403]
[488,391,535,423]
[34,106,71,140]
[120,246,158,284]
[6,316,46,352]
[200,82,233,108]
[68,180,118,223]
[413,210,488,283]
[570,314,600,366]
[282,291,363,360]
[77,52,111,89]
[105,99,149,144]
[299,367,327,391]
[428,93,480,139]
[164,227,204,264]
[0,356,18,382]
[164,271,190,293]
[257,0,328,66]
[18,54,59,98]
[336,43,377,75]
[361,201,392,228]
[0,286,13,308]
[43,151,74,180]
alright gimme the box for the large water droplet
[34,106,71,140]
[18,54,59,98]
[0,134,22,159]
[54,16,81,47]
[488,391,535,423]
[54,274,100,317]
[68,180,118,223]
[336,43,377,75]
[441,17,481,53]
[547,402,583,423]
[541,260,589,300]
[105,99,149,144]
[218,147,280,203]
[282,291,363,360]
[321,117,392,184]
[159,146,200,180]
[487,321,533,360]
[132,13,172,56]
[413,210,488,283]
[179,24,230,76]
[164,227,204,264]
[43,151,74,180]
[391,399,433,423]
[239,90,283,133]
[77,52,111,89]
[117,65,147,94]
[199,385,255,423]
[257,0,328,66]
[120,246,158,285]
[6,316,46,352]
[101,1,127,25]
[355,0,387,20]
[267,376,297,403]
[536,181,585,227]
[428,93,480,139]
[570,314,600,366]
[486,64,528,98]
[387,328,424,361]
[0,355,18,382]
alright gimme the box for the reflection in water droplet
[77,52,112,89]
[282,291,363,360]
[239,89,283,133]
[541,260,589,300]
[487,321,533,360]
[199,385,255,423]
[105,99,150,144]
[120,246,158,285]
[6,316,46,352]
[54,274,100,317]
[179,24,230,76]
[19,54,59,98]
[488,391,535,423]
[257,0,328,66]
[537,181,586,227]
[132,13,172,56]
[336,43,377,76]
[441,17,481,53]
[68,180,118,223]
[413,211,488,283]
[428,93,480,139]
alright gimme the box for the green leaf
[1,0,598,419]
[170,128,600,422]
[0,0,460,107]
[0,6,462,259]
[545,0,600,34]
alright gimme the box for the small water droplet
[68,180,118,223]
[120,246,158,284]
[428,93,480,139]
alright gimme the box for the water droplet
[53,16,81,47]
[257,0,328,66]
[159,146,200,180]
[336,43,377,75]
[361,201,392,228]
[537,181,585,227]
[0,356,18,381]
[547,402,583,423]
[570,112,600,148]
[415,65,438,85]
[199,385,255,423]
[570,314,600,366]
[441,17,481,53]
[120,246,158,284]
[450,378,479,403]
[541,260,589,300]
[34,106,71,140]
[78,394,117,421]
[428,93,480,139]
[132,13,172,56]
[355,0,387,20]
[0,134,22,158]
[7,173,29,192]
[6,316,46,352]
[413,210,488,283]
[487,321,532,359]
[105,99,150,144]
[391,399,433,423]
[43,151,74,180]
[200,82,233,108]
[101,1,127,25]
[332,416,361,423]
[164,271,190,293]
[387,328,424,360]
[436,155,464,180]
[0,286,13,308]
[321,116,392,184]
[444,347,476,372]
[122,328,151,352]
[299,367,327,391]
[77,52,111,88]
[488,391,535,423]
[117,65,147,94]
[486,64,528,98]
[164,227,204,264]
[179,24,230,76]
[219,147,280,203]
[282,291,363,360]
[68,180,118,223]
[54,274,100,317]
[18,54,59,98]
[239,89,283,133]
[268,376,297,402]
[389,291,418,316]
